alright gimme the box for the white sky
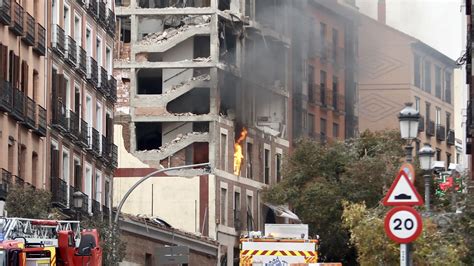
[357,0,465,61]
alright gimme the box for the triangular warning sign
[383,170,423,206]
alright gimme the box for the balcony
[309,132,328,143]
[108,76,117,102]
[320,86,327,106]
[9,1,23,36]
[76,0,85,7]
[78,119,89,147]
[51,176,68,208]
[35,105,47,137]
[0,168,12,200]
[76,46,87,76]
[102,204,110,216]
[14,175,24,187]
[22,12,35,46]
[436,125,446,141]
[0,0,11,25]
[51,101,68,132]
[106,9,115,37]
[101,135,109,163]
[447,129,455,146]
[88,0,98,19]
[11,88,25,122]
[68,185,77,209]
[426,120,435,137]
[24,96,36,130]
[110,143,118,167]
[98,1,106,27]
[234,209,242,231]
[51,24,66,56]
[65,36,77,66]
[418,116,425,132]
[86,57,98,88]
[92,199,101,216]
[67,110,80,140]
[0,80,13,112]
[33,23,46,56]
[332,93,345,113]
[98,67,108,96]
[91,127,100,156]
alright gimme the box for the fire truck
[239,224,319,265]
[0,217,102,265]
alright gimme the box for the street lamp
[398,102,420,162]
[419,143,435,212]
[73,191,84,220]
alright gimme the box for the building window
[86,27,92,56]
[95,171,102,204]
[332,76,338,109]
[246,194,253,230]
[64,4,71,35]
[456,153,461,164]
[320,118,327,141]
[62,149,70,184]
[74,159,81,189]
[446,112,451,131]
[333,123,339,138]
[220,188,227,225]
[435,107,441,126]
[445,72,452,103]
[414,97,420,112]
[74,14,82,45]
[425,102,431,122]
[423,61,431,93]
[435,66,441,99]
[85,165,92,212]
[106,47,112,74]
[308,113,314,134]
[446,153,451,167]
[220,133,228,171]
[63,75,71,110]
[145,253,152,266]
[264,148,270,184]
[246,142,253,179]
[414,55,421,88]
[52,0,59,25]
[308,65,314,102]
[436,148,441,161]
[320,70,327,105]
[332,28,338,59]
[96,37,102,66]
[276,153,282,183]
[320,22,327,43]
[32,152,38,187]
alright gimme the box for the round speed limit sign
[384,206,423,243]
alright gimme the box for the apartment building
[47,0,117,217]
[358,6,456,166]
[0,0,47,202]
[466,1,473,177]
[292,0,359,142]
[0,0,117,219]
[112,0,293,263]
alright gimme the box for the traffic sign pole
[400,244,408,266]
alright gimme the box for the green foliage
[342,202,468,265]
[5,185,53,219]
[263,130,404,263]
[81,217,126,266]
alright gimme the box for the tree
[5,185,54,219]
[263,130,405,263]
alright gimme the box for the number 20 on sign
[384,206,423,244]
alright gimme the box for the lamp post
[419,143,435,212]
[398,102,420,266]
[72,191,84,221]
[398,102,420,162]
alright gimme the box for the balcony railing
[98,67,108,95]
[87,57,98,87]
[110,143,118,167]
[108,76,117,102]
[0,80,13,112]
[447,129,455,146]
[91,127,100,156]
[67,110,80,140]
[51,176,68,208]
[436,125,446,141]
[107,9,115,37]
[0,168,12,200]
[35,105,47,137]
[22,12,35,46]
[0,0,11,25]
[418,116,425,132]
[14,175,24,187]
[51,101,68,132]
[88,0,98,19]
[332,93,345,113]
[234,209,243,231]
[11,88,25,122]
[10,1,23,36]
[101,135,109,162]
[98,1,107,27]
[320,86,327,106]
[102,204,110,216]
[34,23,46,56]
[77,46,87,75]
[76,0,85,7]
[426,120,435,137]
[65,36,77,66]
[68,185,77,209]
[78,119,89,147]
[51,24,66,56]
[24,96,36,130]
[92,199,101,216]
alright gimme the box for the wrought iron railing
[14,175,24,187]
[0,0,11,25]
[92,199,101,216]
[79,119,89,147]
[98,67,108,95]
[22,12,35,46]
[67,110,80,139]
[110,143,118,167]
[88,0,98,19]
[98,1,107,27]
[52,24,66,56]
[108,76,117,102]
[436,125,446,141]
[0,80,13,112]
[51,101,68,132]
[426,120,435,137]
[87,57,98,87]
[91,127,100,156]
[51,176,68,208]
[11,88,25,122]
[418,116,425,132]
[107,9,115,37]
[10,1,23,36]
[25,96,36,129]
[447,129,455,146]
[0,168,12,200]
[34,23,46,55]
[65,36,77,66]
[77,46,87,75]
[36,105,47,137]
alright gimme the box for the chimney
[378,0,386,24]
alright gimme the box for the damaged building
[112,0,358,264]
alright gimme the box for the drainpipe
[42,0,49,190]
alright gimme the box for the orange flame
[233,128,248,176]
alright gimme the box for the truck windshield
[0,250,6,266]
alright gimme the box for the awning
[431,161,445,169]
[263,203,301,222]
[448,163,464,172]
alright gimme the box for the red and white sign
[383,170,423,206]
[384,206,423,243]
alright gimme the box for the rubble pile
[163,74,211,95]
[139,15,211,45]
[136,132,208,154]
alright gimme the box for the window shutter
[0,44,7,81]
[14,54,20,89]
[21,60,28,93]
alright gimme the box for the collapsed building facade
[112,0,358,264]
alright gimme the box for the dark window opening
[414,55,421,88]
[145,253,152,266]
[137,69,163,94]
[193,122,209,133]
[435,66,441,99]
[118,17,131,43]
[246,142,253,179]
[167,88,210,114]
[423,61,431,93]
[264,148,270,184]
[308,65,314,102]
[219,24,237,65]
[445,72,452,103]
[219,74,238,116]
[194,36,210,58]
[193,142,209,164]
[218,0,230,11]
[276,153,281,183]
[136,122,162,151]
